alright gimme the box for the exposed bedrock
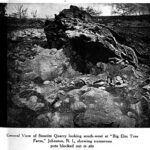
[44,5,139,73]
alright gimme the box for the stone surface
[70,101,87,113]
[21,47,69,81]
[43,80,51,85]
[73,88,136,127]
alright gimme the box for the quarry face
[7,5,150,127]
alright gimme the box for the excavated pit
[68,38,117,74]
[71,38,117,63]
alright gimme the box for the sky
[6,3,113,18]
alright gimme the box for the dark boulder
[44,5,139,74]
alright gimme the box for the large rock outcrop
[44,5,139,74]
[21,46,70,81]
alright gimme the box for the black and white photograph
[4,2,150,128]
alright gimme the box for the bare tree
[13,4,28,19]
[79,6,84,11]
[45,14,53,20]
[112,3,150,16]
[80,6,102,16]
[31,10,37,19]
[145,4,150,14]
[112,4,137,16]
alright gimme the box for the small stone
[64,98,70,103]
[115,83,128,87]
[49,48,57,55]
[142,84,150,91]
[130,101,142,115]
[120,61,125,65]
[80,85,91,92]
[96,62,101,68]
[114,76,124,85]
[122,74,128,79]
[127,112,137,119]
[120,80,124,84]
[70,101,87,112]
[54,101,62,108]
[58,90,66,95]
[29,96,38,103]
[47,112,53,119]
[43,80,51,85]
[116,76,122,81]
[95,81,105,86]
[60,85,66,88]
[110,79,115,86]
[29,82,34,87]
[45,94,57,104]
[98,87,106,90]
[70,81,74,85]
[107,78,111,84]
[57,90,66,100]
[35,86,42,94]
